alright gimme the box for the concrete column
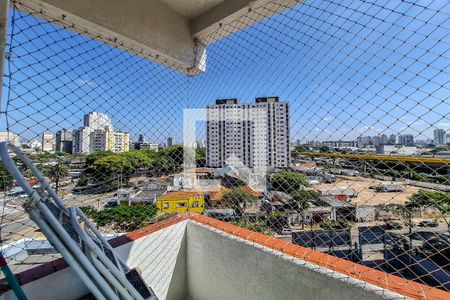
[0,0,9,107]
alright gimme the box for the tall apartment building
[398,134,414,146]
[0,132,20,146]
[167,136,175,147]
[73,112,128,154]
[84,111,112,130]
[434,128,445,145]
[389,134,397,144]
[111,131,130,152]
[91,126,130,153]
[206,97,290,169]
[55,129,73,154]
[41,132,55,152]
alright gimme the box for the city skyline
[2,103,448,145]
[2,118,449,149]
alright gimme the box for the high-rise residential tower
[41,132,55,152]
[167,136,175,147]
[206,97,290,169]
[434,128,445,145]
[398,134,414,146]
[55,129,73,154]
[73,112,128,154]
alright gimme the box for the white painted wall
[115,221,187,299]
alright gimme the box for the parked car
[418,220,438,228]
[104,200,118,208]
[280,227,293,235]
[385,222,403,230]
[404,221,416,228]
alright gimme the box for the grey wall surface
[185,222,403,300]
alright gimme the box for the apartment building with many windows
[55,129,73,154]
[73,112,129,154]
[206,97,290,169]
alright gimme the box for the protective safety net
[0,0,449,296]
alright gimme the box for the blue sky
[1,0,449,144]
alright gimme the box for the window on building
[163,202,169,209]
[192,201,199,208]
[177,202,187,208]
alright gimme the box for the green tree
[233,219,273,235]
[265,212,289,233]
[270,171,308,193]
[34,152,57,162]
[161,145,184,169]
[150,155,171,175]
[84,151,114,167]
[80,204,157,232]
[405,189,450,230]
[320,219,353,230]
[294,145,309,152]
[320,219,336,230]
[222,175,246,188]
[195,147,206,167]
[0,162,13,191]
[92,155,134,178]
[76,174,89,187]
[48,163,69,194]
[223,187,258,215]
[290,190,319,229]
[319,145,330,152]
[54,151,71,157]
[121,151,154,170]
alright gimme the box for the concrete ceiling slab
[12,0,302,76]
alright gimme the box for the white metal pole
[36,202,120,300]
[28,210,107,300]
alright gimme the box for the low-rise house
[320,187,358,201]
[156,190,205,213]
[315,196,356,222]
[355,205,375,222]
[303,206,334,225]
[205,184,262,208]
[204,184,231,207]
[262,191,293,213]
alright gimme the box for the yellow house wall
[157,195,205,214]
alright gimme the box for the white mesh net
[0,0,449,296]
